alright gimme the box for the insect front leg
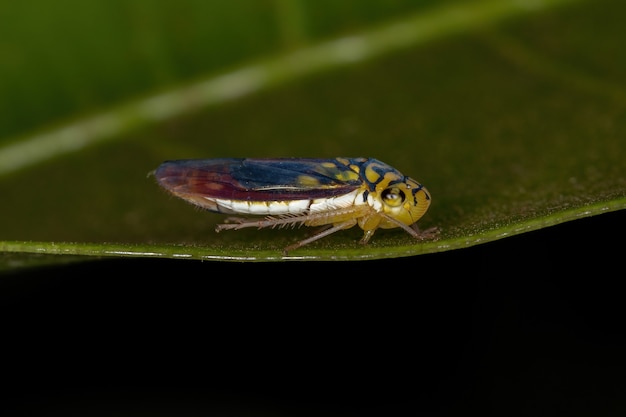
[410,223,441,239]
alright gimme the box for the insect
[154,157,434,254]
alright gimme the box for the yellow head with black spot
[353,158,431,230]
[377,174,431,229]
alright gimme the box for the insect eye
[381,187,405,207]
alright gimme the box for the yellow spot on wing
[335,170,359,182]
[296,175,321,186]
[315,161,361,183]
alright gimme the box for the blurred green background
[0,0,460,141]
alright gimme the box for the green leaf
[1,0,625,268]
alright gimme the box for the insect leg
[215,206,366,232]
[359,229,376,244]
[283,219,356,255]
[215,214,309,232]
[410,222,441,239]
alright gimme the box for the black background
[2,210,625,416]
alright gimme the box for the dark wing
[154,158,364,201]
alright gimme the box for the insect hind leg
[215,216,260,231]
[215,214,309,232]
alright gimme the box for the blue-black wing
[154,158,366,201]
